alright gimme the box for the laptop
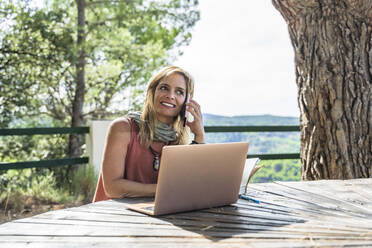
[126,142,249,216]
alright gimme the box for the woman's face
[153,73,187,124]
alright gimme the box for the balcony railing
[0,127,90,170]
[0,125,300,170]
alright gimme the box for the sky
[174,0,299,117]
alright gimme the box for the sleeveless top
[92,118,164,202]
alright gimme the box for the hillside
[202,114,302,183]
[203,114,299,126]
[203,114,300,154]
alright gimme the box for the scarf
[127,112,177,142]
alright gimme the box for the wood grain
[1,178,372,247]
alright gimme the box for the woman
[93,66,205,202]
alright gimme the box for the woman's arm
[101,118,156,198]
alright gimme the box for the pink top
[92,118,164,202]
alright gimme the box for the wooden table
[1,178,372,247]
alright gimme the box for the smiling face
[153,73,187,124]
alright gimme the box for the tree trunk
[272,0,372,180]
[69,0,86,159]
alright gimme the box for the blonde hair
[139,66,194,147]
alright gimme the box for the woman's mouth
[161,102,176,108]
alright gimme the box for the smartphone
[181,94,190,127]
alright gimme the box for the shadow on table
[158,202,306,241]
[114,198,306,242]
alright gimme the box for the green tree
[0,0,199,170]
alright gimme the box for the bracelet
[191,140,204,144]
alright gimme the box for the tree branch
[0,49,39,58]
[87,0,132,6]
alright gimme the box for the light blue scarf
[127,112,177,142]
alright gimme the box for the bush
[250,159,302,183]
[0,168,73,213]
[274,163,283,172]
[0,164,98,219]
[70,164,98,203]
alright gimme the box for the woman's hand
[186,99,205,143]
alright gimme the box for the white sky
[174,0,299,117]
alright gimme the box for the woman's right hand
[186,99,205,143]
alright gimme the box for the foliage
[0,116,72,186]
[0,0,200,126]
[204,114,300,154]
[0,168,74,212]
[0,0,199,186]
[70,164,98,203]
[250,160,302,183]
[0,0,199,216]
[0,164,97,217]
[204,114,302,182]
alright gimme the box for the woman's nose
[166,91,175,100]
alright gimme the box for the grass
[0,164,98,223]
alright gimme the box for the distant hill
[202,114,302,183]
[203,114,301,183]
[203,114,299,126]
[202,113,300,154]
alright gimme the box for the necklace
[149,145,161,171]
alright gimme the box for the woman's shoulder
[108,117,132,134]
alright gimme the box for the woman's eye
[159,85,168,91]
[176,90,184,96]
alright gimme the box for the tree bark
[69,0,86,159]
[272,0,372,180]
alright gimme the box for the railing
[0,127,90,170]
[0,125,300,170]
[205,125,300,160]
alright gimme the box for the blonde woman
[93,66,205,202]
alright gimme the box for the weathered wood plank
[1,178,372,247]
[243,188,355,218]
[0,222,319,239]
[64,206,307,227]
[29,209,298,229]
[1,223,372,242]
[24,206,372,234]
[13,213,372,237]
[2,237,372,248]
[274,181,372,214]
[68,198,364,226]
[248,182,372,218]
[285,180,372,209]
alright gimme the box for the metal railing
[0,125,300,170]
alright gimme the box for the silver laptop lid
[154,142,249,215]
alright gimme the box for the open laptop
[126,142,249,216]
